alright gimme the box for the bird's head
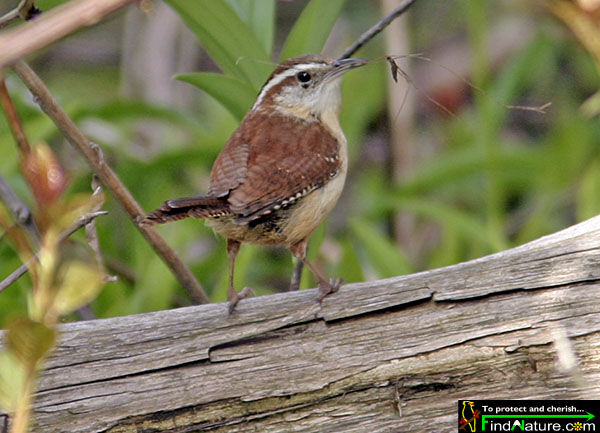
[252,54,366,119]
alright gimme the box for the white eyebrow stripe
[252,62,329,110]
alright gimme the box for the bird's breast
[276,162,347,245]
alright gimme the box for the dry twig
[12,61,210,304]
[0,73,31,154]
[0,0,39,30]
[338,0,419,60]
[86,177,116,283]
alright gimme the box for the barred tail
[143,195,231,225]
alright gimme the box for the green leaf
[165,0,272,89]
[225,0,275,53]
[280,0,347,60]
[349,219,412,278]
[4,317,56,369]
[0,350,26,412]
[53,260,104,317]
[176,72,256,121]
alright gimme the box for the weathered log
[2,215,600,432]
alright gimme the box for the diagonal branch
[12,61,210,304]
[0,0,138,69]
[337,0,419,60]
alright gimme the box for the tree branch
[337,0,419,60]
[12,61,210,304]
[0,0,138,69]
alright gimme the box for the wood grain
[2,215,600,432]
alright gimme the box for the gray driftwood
[2,215,600,432]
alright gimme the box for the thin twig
[0,210,107,293]
[0,72,39,245]
[0,0,39,30]
[60,210,107,241]
[0,260,29,293]
[0,0,138,69]
[337,0,419,60]
[86,176,117,283]
[105,257,137,284]
[0,173,40,244]
[12,61,210,304]
[0,73,31,154]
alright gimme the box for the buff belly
[205,168,347,247]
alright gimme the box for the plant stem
[338,0,419,60]
[12,61,210,304]
[10,369,34,433]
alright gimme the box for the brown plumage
[144,54,366,312]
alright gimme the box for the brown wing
[209,130,249,198]
[209,111,341,223]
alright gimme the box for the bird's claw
[317,277,343,302]
[227,286,255,314]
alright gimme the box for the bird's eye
[297,71,311,83]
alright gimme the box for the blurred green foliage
[1,0,599,323]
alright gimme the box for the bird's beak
[326,57,367,81]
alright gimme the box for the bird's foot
[227,286,255,314]
[317,277,343,302]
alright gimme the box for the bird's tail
[143,195,231,225]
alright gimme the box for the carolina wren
[144,54,366,312]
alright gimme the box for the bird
[460,401,478,432]
[143,54,367,313]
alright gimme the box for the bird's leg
[290,239,342,301]
[226,239,254,313]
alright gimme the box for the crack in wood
[520,246,600,263]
